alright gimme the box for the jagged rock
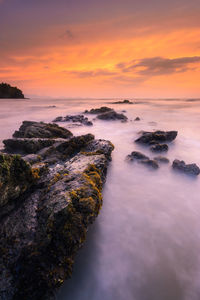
[3,138,57,154]
[97,111,127,122]
[126,151,159,169]
[154,156,170,163]
[112,99,133,104]
[135,130,177,144]
[139,159,159,169]
[53,115,93,126]
[150,143,168,152]
[0,154,38,208]
[0,82,25,99]
[13,121,72,139]
[172,159,200,176]
[84,106,113,114]
[127,151,149,161]
[0,121,114,300]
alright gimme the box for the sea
[1,97,200,300]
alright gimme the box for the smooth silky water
[1,98,200,300]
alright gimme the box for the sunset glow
[1,0,200,97]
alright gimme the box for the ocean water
[1,98,200,300]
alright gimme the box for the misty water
[1,98,200,300]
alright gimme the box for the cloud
[60,29,74,40]
[66,69,117,78]
[117,56,200,76]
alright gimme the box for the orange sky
[0,0,200,98]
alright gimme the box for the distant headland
[0,83,25,99]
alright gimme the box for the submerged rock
[84,106,113,114]
[0,121,114,300]
[154,156,170,163]
[112,99,133,104]
[53,115,93,126]
[126,151,159,169]
[97,110,127,122]
[84,106,127,122]
[172,159,200,176]
[135,130,177,145]
[150,143,168,152]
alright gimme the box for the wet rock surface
[84,106,127,121]
[53,115,93,126]
[150,143,168,152]
[154,156,170,163]
[135,130,178,145]
[97,110,127,121]
[84,106,113,114]
[13,121,73,139]
[0,121,114,300]
[112,99,133,104]
[126,151,159,169]
[172,159,200,176]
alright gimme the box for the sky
[0,0,200,98]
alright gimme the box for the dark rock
[112,99,133,104]
[134,117,140,121]
[84,106,113,114]
[0,122,114,300]
[127,151,149,161]
[150,143,168,152]
[53,115,93,126]
[135,130,178,144]
[154,156,170,163]
[3,138,57,154]
[172,159,200,176]
[13,121,73,139]
[97,111,127,122]
[140,159,159,169]
[126,151,159,169]
[0,82,25,99]
[0,154,38,209]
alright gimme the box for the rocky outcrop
[154,156,170,163]
[97,110,127,122]
[135,130,177,153]
[0,121,114,300]
[84,106,113,114]
[135,130,177,144]
[53,115,93,126]
[112,100,133,104]
[172,159,200,176]
[0,83,25,99]
[84,106,127,122]
[126,151,159,169]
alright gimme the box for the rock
[134,117,140,121]
[0,82,25,99]
[84,106,113,114]
[0,122,114,300]
[135,130,177,144]
[0,154,38,209]
[127,151,149,161]
[126,151,159,169]
[150,143,168,152]
[97,111,127,122]
[3,138,57,154]
[13,121,72,139]
[140,159,159,169]
[154,156,170,163]
[172,159,200,176]
[53,115,93,126]
[112,99,133,104]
